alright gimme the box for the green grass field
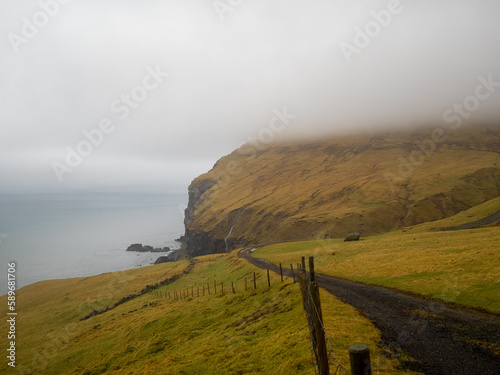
[0,253,421,375]
[253,214,500,313]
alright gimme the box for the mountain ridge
[181,124,500,257]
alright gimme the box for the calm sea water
[0,192,187,295]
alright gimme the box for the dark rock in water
[127,243,145,252]
[344,232,361,242]
[154,249,181,264]
[127,244,171,252]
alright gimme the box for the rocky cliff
[182,124,500,257]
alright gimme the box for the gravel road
[239,248,500,375]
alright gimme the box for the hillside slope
[183,124,500,256]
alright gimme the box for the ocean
[0,192,188,295]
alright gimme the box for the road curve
[238,248,500,375]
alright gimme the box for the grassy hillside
[185,124,500,251]
[253,200,500,314]
[0,253,420,374]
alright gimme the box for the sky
[1,0,499,194]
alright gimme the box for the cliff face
[182,124,500,257]
[183,173,249,256]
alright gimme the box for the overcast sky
[1,0,499,194]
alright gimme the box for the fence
[81,255,371,374]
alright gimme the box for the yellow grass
[0,253,421,374]
[187,125,500,244]
[254,226,500,313]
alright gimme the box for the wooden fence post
[214,280,217,293]
[253,272,256,289]
[290,264,296,283]
[208,282,210,295]
[221,282,224,295]
[309,256,315,282]
[203,285,205,296]
[232,281,235,293]
[309,256,329,375]
[191,286,194,297]
[349,344,371,375]
[245,277,247,291]
[280,263,283,282]
[267,269,271,287]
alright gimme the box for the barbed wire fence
[296,256,348,375]
[80,254,371,374]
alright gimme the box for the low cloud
[0,0,499,192]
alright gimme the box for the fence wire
[305,282,348,375]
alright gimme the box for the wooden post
[245,277,247,291]
[308,256,329,375]
[221,282,224,295]
[203,285,205,296]
[299,263,319,369]
[279,263,283,282]
[208,282,210,295]
[349,344,371,375]
[214,280,217,293]
[232,281,235,293]
[290,264,296,283]
[309,256,315,282]
[309,280,329,375]
[191,286,194,297]
[253,272,256,289]
[267,269,271,287]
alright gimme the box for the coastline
[0,192,188,295]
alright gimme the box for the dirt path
[238,248,500,375]
[440,209,500,231]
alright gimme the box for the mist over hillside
[181,124,500,256]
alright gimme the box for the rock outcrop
[126,244,170,252]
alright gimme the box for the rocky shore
[126,243,170,253]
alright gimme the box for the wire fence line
[297,258,349,375]
[306,282,348,375]
[79,253,360,374]
[155,257,352,375]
